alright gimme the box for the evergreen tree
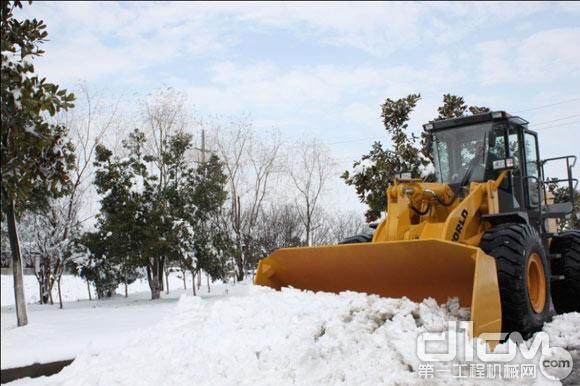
[1,1,75,325]
[70,231,122,299]
[546,180,580,231]
[342,94,488,222]
[91,130,162,298]
[342,94,427,221]
[188,155,232,285]
[91,130,232,299]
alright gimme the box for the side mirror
[488,132,497,148]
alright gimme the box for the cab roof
[422,111,529,132]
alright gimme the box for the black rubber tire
[550,230,580,313]
[480,223,551,338]
[338,234,373,244]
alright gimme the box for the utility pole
[194,129,213,167]
[194,129,214,290]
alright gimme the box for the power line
[324,101,580,150]
[328,137,376,145]
[533,119,580,130]
[534,113,580,126]
[514,97,580,113]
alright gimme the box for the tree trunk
[151,284,160,300]
[44,256,52,304]
[306,218,312,247]
[147,259,161,300]
[206,273,210,293]
[6,198,28,326]
[87,279,92,300]
[41,281,50,304]
[34,270,44,304]
[236,257,244,282]
[165,268,170,294]
[57,276,63,309]
[191,270,196,296]
[196,270,202,290]
[182,270,187,290]
[158,257,164,292]
[124,282,128,298]
[235,235,245,282]
[95,278,104,299]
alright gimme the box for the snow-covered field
[1,273,197,306]
[4,284,579,385]
[1,274,247,369]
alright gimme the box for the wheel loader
[255,111,579,340]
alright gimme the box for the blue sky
[17,1,580,208]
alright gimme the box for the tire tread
[480,223,550,337]
[550,230,580,313]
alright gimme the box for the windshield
[431,122,506,185]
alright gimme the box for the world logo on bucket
[416,321,573,381]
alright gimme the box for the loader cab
[424,111,543,222]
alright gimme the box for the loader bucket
[254,239,501,338]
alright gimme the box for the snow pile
[11,287,578,385]
[542,312,580,350]
[14,287,472,385]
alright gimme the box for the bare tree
[142,88,189,191]
[301,208,369,246]
[287,138,335,246]
[19,84,121,308]
[308,209,332,246]
[63,83,123,224]
[20,200,79,306]
[326,209,370,244]
[212,117,282,280]
[256,203,304,256]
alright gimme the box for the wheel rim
[526,252,547,313]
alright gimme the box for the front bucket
[254,239,501,338]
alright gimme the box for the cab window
[508,128,522,209]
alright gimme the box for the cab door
[507,126,525,210]
[523,131,541,208]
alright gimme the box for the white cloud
[238,3,424,56]
[12,2,579,165]
[235,2,556,56]
[16,2,238,83]
[183,59,480,160]
[477,27,580,84]
[16,1,574,87]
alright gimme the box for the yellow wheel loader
[255,111,579,339]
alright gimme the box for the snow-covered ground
[1,274,95,306]
[5,285,579,385]
[1,273,199,306]
[1,274,247,369]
